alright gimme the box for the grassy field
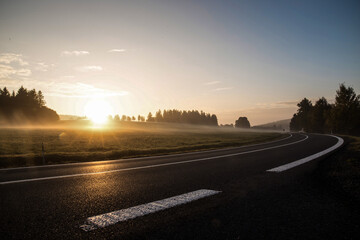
[0,123,285,168]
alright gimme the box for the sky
[0,0,359,125]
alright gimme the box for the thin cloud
[0,64,31,78]
[0,80,128,98]
[275,101,298,106]
[61,50,89,56]
[61,75,75,79]
[35,62,54,72]
[0,64,16,78]
[108,49,126,53]
[212,87,232,91]
[46,82,128,98]
[0,53,28,66]
[255,101,301,109]
[15,68,32,77]
[204,81,221,85]
[76,65,103,72]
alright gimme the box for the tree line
[109,114,143,122]
[290,84,360,135]
[110,109,218,126]
[0,86,59,124]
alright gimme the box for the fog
[0,119,286,134]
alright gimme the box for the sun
[84,100,113,125]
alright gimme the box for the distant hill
[252,119,291,131]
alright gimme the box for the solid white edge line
[79,189,221,231]
[0,134,308,185]
[266,135,344,172]
[0,133,292,171]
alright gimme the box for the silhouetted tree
[290,98,313,132]
[330,84,360,134]
[155,110,163,122]
[114,114,120,121]
[211,114,218,126]
[147,112,155,122]
[0,86,59,124]
[290,84,360,135]
[310,97,332,133]
[235,117,250,128]
[149,109,218,126]
[110,109,219,126]
[290,113,300,131]
[37,91,45,106]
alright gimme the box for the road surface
[1,133,355,239]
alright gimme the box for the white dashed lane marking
[79,189,221,231]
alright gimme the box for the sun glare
[84,100,113,125]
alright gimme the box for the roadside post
[42,142,46,165]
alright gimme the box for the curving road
[0,133,346,239]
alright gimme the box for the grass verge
[316,135,360,203]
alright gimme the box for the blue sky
[0,0,359,124]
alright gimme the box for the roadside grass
[0,125,285,168]
[317,135,360,202]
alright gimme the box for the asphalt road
[1,133,356,239]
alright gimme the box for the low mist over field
[0,123,283,168]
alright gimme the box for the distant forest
[290,84,360,135]
[0,86,59,124]
[111,109,218,126]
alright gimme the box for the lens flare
[84,100,112,125]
